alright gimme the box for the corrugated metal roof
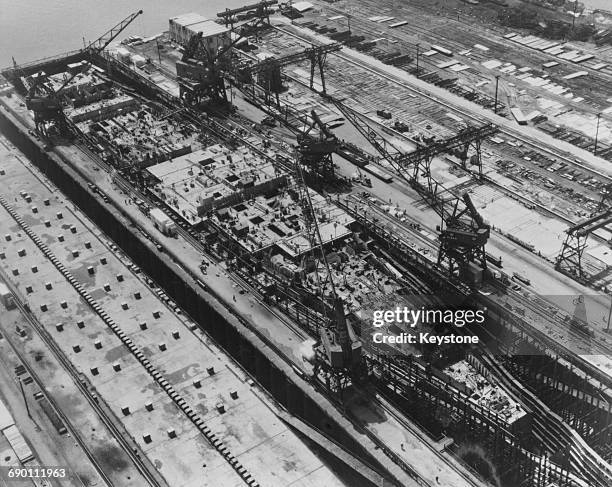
[292,1,314,12]
[186,20,229,38]
[170,13,208,27]
[3,425,33,463]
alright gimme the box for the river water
[582,0,612,11]
[1,0,610,68]
[0,0,248,67]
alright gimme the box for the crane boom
[331,97,492,278]
[217,0,277,20]
[85,10,144,54]
[26,11,143,137]
[396,123,499,168]
[293,154,361,377]
[246,43,343,76]
[310,110,335,140]
[330,100,411,173]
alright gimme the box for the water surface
[0,0,248,67]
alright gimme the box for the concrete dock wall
[0,105,400,487]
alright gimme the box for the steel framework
[292,154,364,394]
[297,110,339,180]
[176,12,273,105]
[556,209,612,278]
[239,42,342,104]
[596,182,612,213]
[24,11,143,136]
[217,1,277,29]
[333,100,496,278]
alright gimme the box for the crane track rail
[306,0,612,128]
[476,352,612,487]
[16,49,608,487]
[71,128,479,487]
[76,107,485,487]
[374,393,484,487]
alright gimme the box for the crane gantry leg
[556,232,588,279]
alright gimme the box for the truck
[149,208,177,237]
[0,282,16,310]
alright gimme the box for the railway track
[350,181,612,359]
[72,128,481,487]
[33,50,612,487]
[275,20,612,193]
[476,352,611,487]
[274,23,612,185]
[313,0,612,119]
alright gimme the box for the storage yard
[0,2,611,487]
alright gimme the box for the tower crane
[177,10,274,105]
[24,65,90,136]
[24,10,143,136]
[331,99,494,282]
[176,31,233,105]
[296,110,339,180]
[293,153,363,393]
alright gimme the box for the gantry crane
[296,110,339,180]
[176,11,273,105]
[596,182,612,214]
[176,31,230,105]
[179,1,340,106]
[244,42,343,102]
[293,154,363,393]
[24,10,143,136]
[24,65,90,136]
[332,99,494,281]
[217,0,277,30]
[556,209,612,279]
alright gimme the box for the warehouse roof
[187,19,230,38]
[169,13,208,27]
[292,1,314,12]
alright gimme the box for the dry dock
[0,133,361,487]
